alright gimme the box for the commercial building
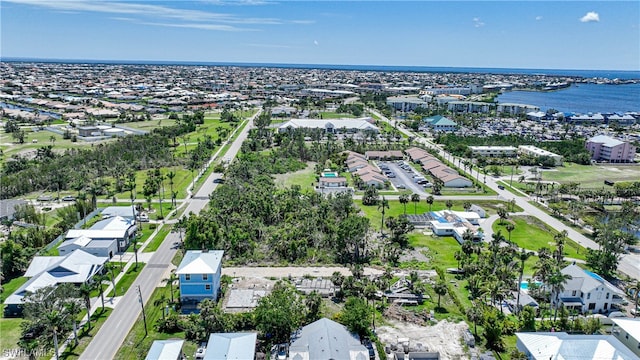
[497,103,539,115]
[586,135,636,163]
[278,118,378,134]
[518,145,563,166]
[468,146,518,158]
[447,101,490,114]
[421,115,458,132]
[386,96,429,112]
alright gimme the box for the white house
[551,264,625,314]
[177,250,224,309]
[203,332,257,360]
[278,118,378,134]
[611,318,640,357]
[146,339,184,360]
[64,216,137,254]
[516,332,638,360]
[4,249,107,316]
[428,210,483,244]
[518,145,564,166]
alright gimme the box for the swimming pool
[520,281,542,290]
[321,172,338,178]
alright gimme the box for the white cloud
[535,16,543,21]
[5,0,282,27]
[314,40,319,46]
[473,17,485,28]
[580,11,600,23]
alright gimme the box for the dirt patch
[377,318,471,359]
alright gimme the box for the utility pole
[137,285,148,337]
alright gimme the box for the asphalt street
[80,111,259,360]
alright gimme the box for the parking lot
[377,161,431,195]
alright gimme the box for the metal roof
[203,332,257,360]
[145,339,184,360]
[176,250,224,275]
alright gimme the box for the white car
[137,213,149,222]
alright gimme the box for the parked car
[397,184,406,189]
[137,213,149,222]
[213,178,225,184]
[498,185,505,190]
[61,195,76,201]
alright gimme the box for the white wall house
[551,264,625,314]
[611,318,640,357]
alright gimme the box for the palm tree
[166,170,176,208]
[377,196,389,231]
[497,208,508,225]
[466,302,483,336]
[425,195,434,211]
[445,200,453,211]
[46,310,64,360]
[411,193,420,215]
[78,283,93,331]
[463,201,472,211]
[515,249,533,315]
[434,280,448,309]
[505,223,515,243]
[131,236,140,270]
[65,300,82,347]
[628,281,640,318]
[399,194,409,215]
[553,230,567,266]
[95,274,108,312]
[163,270,179,303]
[548,269,572,321]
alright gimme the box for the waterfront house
[177,250,224,309]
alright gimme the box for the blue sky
[1,1,639,70]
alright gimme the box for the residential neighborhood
[0,60,639,360]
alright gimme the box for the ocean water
[3,58,640,80]
[496,83,640,114]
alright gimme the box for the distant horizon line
[2,56,639,75]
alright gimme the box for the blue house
[176,250,224,308]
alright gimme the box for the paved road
[368,108,640,280]
[80,110,260,360]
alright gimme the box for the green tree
[482,307,505,352]
[410,193,421,215]
[434,280,448,309]
[163,270,179,303]
[305,291,323,323]
[339,297,371,338]
[549,270,572,321]
[399,194,409,215]
[425,195,434,211]
[362,185,379,205]
[377,196,390,231]
[515,249,533,315]
[445,199,453,211]
[254,281,304,345]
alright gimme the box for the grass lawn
[143,226,171,253]
[0,303,24,355]
[493,215,587,260]
[115,285,197,360]
[318,111,355,119]
[541,163,640,188]
[0,128,107,159]
[273,162,318,190]
[108,264,145,298]
[1,277,28,303]
[59,308,113,360]
[357,200,522,230]
[127,223,158,252]
[117,119,178,131]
